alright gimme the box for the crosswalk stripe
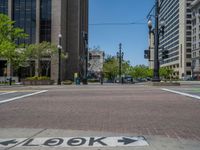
[0,90,48,104]
[162,88,200,100]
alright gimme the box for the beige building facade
[151,0,193,79]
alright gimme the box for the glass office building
[0,0,8,14]
[40,0,51,42]
[13,0,36,44]
[0,0,88,82]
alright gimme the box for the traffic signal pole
[152,0,160,82]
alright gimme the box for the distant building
[88,50,104,79]
[0,0,88,82]
[191,0,200,79]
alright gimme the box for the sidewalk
[0,128,200,150]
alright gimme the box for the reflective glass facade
[40,0,51,42]
[13,0,36,44]
[0,0,8,14]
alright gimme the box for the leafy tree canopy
[103,55,131,81]
[0,13,28,69]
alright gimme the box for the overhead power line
[89,22,146,26]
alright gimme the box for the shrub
[62,80,73,85]
[25,76,50,80]
[88,79,100,83]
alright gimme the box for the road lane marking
[0,90,40,93]
[0,90,48,104]
[0,136,148,148]
[0,91,17,96]
[162,88,200,100]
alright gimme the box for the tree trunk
[35,59,40,76]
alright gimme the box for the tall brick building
[0,0,88,82]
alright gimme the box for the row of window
[13,0,36,44]
[159,0,180,65]
[160,18,179,45]
[159,0,195,65]
[0,0,51,44]
[162,56,179,64]
[0,0,8,14]
[160,0,179,19]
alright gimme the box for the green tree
[0,14,28,71]
[103,55,131,81]
[128,65,151,79]
[103,56,118,81]
[25,41,57,77]
[159,67,174,80]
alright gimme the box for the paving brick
[0,85,200,141]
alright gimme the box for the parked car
[123,76,135,84]
[115,76,135,84]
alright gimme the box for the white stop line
[0,136,148,148]
[0,90,48,104]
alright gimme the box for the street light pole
[57,33,62,85]
[152,0,160,82]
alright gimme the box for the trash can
[76,77,80,85]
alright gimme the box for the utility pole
[57,33,62,85]
[117,43,124,84]
[83,31,88,85]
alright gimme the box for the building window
[193,52,197,58]
[186,62,191,67]
[13,0,36,44]
[187,49,191,53]
[187,37,191,42]
[187,26,192,30]
[193,44,196,50]
[186,71,191,75]
[186,54,191,58]
[0,0,8,14]
[40,0,51,42]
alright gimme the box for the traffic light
[89,53,92,60]
[144,50,150,60]
[162,50,168,59]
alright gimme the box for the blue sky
[89,0,154,66]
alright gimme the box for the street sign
[0,136,148,148]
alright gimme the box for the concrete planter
[22,80,54,85]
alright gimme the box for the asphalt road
[0,84,200,149]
